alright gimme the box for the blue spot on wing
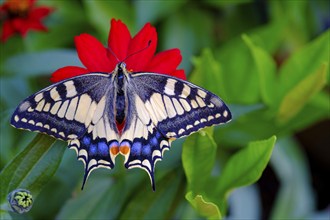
[123,128,170,191]
[69,132,116,190]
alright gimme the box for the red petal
[12,18,29,36]
[125,23,157,72]
[108,19,131,62]
[25,17,48,31]
[30,7,54,20]
[29,0,36,6]
[144,48,182,74]
[74,34,115,72]
[1,21,15,42]
[170,69,186,80]
[28,22,47,31]
[50,66,89,82]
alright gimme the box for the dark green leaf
[204,0,252,8]
[119,171,182,220]
[57,172,135,220]
[0,134,64,203]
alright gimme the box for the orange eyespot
[119,145,130,155]
[110,146,119,156]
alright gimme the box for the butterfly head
[114,62,130,77]
[117,62,127,72]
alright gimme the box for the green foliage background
[0,0,329,219]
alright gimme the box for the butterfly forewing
[129,73,232,139]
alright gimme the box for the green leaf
[182,128,216,193]
[216,136,276,197]
[134,0,186,27]
[277,63,328,124]
[4,49,81,77]
[26,0,87,50]
[269,1,310,46]
[0,134,64,203]
[278,30,330,102]
[247,21,286,54]
[57,172,134,220]
[0,210,12,220]
[190,48,227,99]
[204,0,251,7]
[243,34,277,106]
[186,192,221,220]
[216,36,259,104]
[215,21,285,104]
[119,171,182,219]
[83,0,134,38]
[161,8,214,73]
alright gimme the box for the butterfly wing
[121,72,231,189]
[11,73,119,188]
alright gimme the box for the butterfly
[11,62,232,190]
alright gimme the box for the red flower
[51,19,186,82]
[0,0,53,42]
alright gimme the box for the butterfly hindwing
[120,72,231,189]
[119,89,171,190]
[11,73,119,188]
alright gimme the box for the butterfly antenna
[123,40,152,63]
[108,47,120,63]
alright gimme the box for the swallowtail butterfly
[11,62,232,190]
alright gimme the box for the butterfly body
[11,62,232,190]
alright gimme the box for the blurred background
[0,0,329,219]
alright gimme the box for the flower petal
[12,18,30,36]
[108,19,131,62]
[25,18,48,32]
[1,21,16,42]
[29,7,54,20]
[125,23,157,72]
[144,48,182,74]
[75,34,115,72]
[50,66,89,82]
[170,69,186,80]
